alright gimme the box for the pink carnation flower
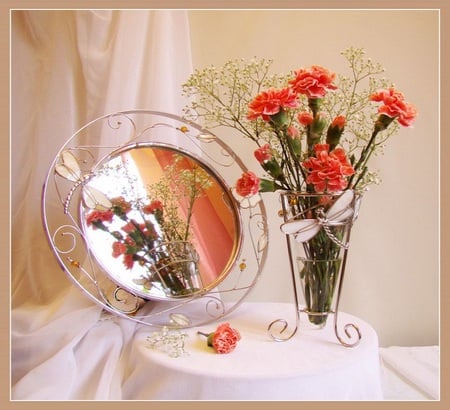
[370,88,417,127]
[122,254,134,269]
[122,221,137,233]
[211,323,241,354]
[247,87,299,121]
[289,65,338,98]
[235,171,260,197]
[86,209,114,227]
[302,144,355,193]
[297,111,314,126]
[254,144,273,163]
[143,199,163,214]
[112,241,127,258]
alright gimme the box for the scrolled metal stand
[268,193,362,347]
[267,234,301,342]
[332,239,362,347]
[42,110,269,330]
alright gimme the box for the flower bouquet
[182,48,417,326]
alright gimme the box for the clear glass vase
[298,257,342,326]
[148,241,204,297]
[280,191,359,327]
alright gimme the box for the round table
[124,302,384,400]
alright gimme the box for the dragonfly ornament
[280,189,356,249]
[55,149,112,214]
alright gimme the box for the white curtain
[11,10,193,399]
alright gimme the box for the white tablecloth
[16,291,440,400]
[380,345,440,400]
[122,302,383,400]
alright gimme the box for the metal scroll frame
[41,110,268,329]
[267,195,362,347]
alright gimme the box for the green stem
[276,128,301,190]
[347,128,379,189]
[183,168,199,241]
[348,115,396,189]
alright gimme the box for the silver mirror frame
[42,110,268,328]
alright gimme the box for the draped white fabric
[12,10,193,307]
[11,9,194,400]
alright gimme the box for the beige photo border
[2,1,447,409]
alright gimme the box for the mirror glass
[80,143,241,300]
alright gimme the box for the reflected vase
[280,191,360,327]
[149,241,203,297]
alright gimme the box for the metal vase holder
[267,190,362,347]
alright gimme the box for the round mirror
[42,110,267,328]
[81,143,241,300]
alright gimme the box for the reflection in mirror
[80,144,241,300]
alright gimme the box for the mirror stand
[42,110,268,328]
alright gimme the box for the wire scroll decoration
[42,110,268,328]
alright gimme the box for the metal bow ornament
[280,189,356,249]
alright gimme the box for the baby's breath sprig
[182,58,286,145]
[146,326,189,358]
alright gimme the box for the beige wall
[188,9,439,347]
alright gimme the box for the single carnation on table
[198,323,241,354]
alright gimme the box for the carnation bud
[326,115,346,150]
[311,112,328,134]
[297,111,314,126]
[112,231,123,240]
[261,158,283,180]
[287,125,299,138]
[259,178,277,192]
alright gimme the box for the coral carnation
[302,144,355,193]
[143,200,163,214]
[86,209,114,227]
[235,171,260,197]
[370,88,417,127]
[289,65,338,98]
[247,87,299,121]
[254,144,273,163]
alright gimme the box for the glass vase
[148,241,204,297]
[280,191,359,327]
